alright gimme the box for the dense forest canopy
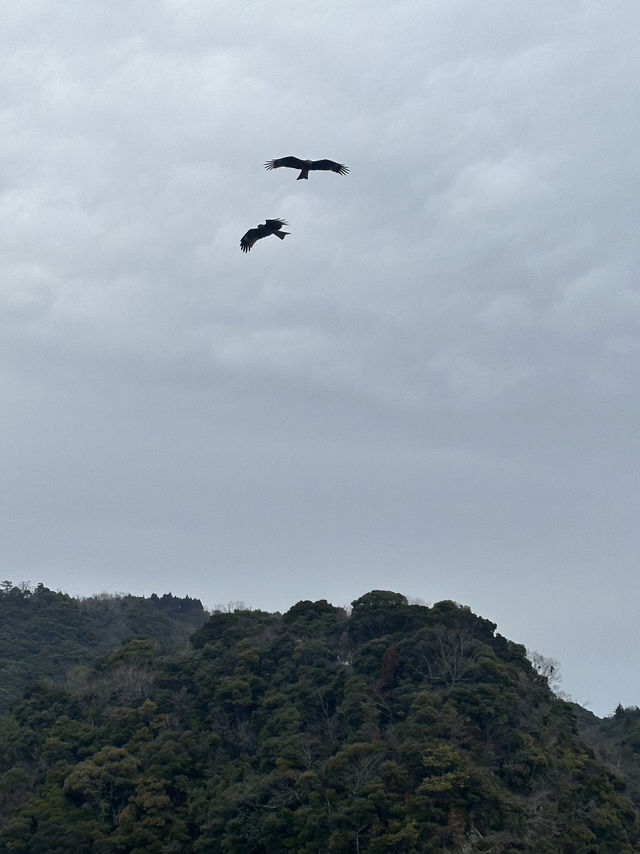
[0,586,638,852]
[0,582,206,714]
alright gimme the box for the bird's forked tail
[275,230,290,240]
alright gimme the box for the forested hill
[0,582,207,714]
[0,589,638,852]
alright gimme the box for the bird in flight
[264,156,349,180]
[240,219,290,253]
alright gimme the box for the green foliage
[0,590,637,852]
[0,583,207,715]
[577,703,640,811]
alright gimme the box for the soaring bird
[240,219,290,253]
[264,156,349,180]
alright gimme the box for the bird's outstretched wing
[264,156,307,171]
[240,227,261,253]
[263,218,288,233]
[310,159,349,175]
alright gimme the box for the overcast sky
[1,0,639,716]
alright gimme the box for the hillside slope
[0,582,207,714]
